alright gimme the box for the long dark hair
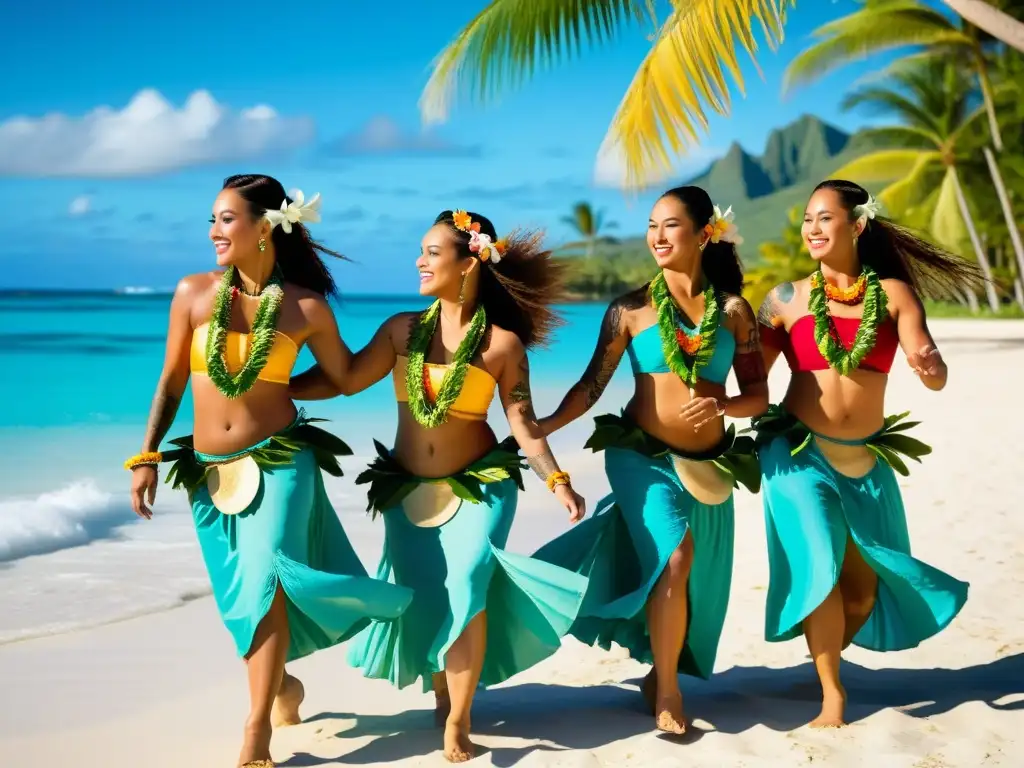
[434,210,566,349]
[224,174,346,297]
[813,179,983,298]
[659,185,744,296]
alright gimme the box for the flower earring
[258,237,267,253]
[459,273,468,304]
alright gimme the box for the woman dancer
[753,179,975,728]
[290,209,588,763]
[533,186,768,734]
[125,175,412,768]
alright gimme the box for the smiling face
[209,188,269,266]
[647,195,706,269]
[802,188,864,263]
[416,223,473,298]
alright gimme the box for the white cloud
[0,89,314,177]
[593,138,720,190]
[68,195,91,216]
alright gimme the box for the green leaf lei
[405,299,488,428]
[808,266,888,376]
[204,265,285,399]
[649,271,721,387]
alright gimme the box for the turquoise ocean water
[0,291,632,643]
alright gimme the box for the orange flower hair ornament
[451,209,507,264]
[702,205,743,246]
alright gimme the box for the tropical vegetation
[426,1,1024,315]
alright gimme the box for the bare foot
[443,719,475,763]
[809,687,847,728]
[654,691,688,735]
[271,672,304,728]
[641,669,656,715]
[237,719,273,767]
[434,692,452,728]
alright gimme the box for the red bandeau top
[761,315,899,374]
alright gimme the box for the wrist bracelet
[124,451,162,471]
[546,471,571,492]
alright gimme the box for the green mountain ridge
[560,114,887,298]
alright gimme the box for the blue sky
[0,0,918,292]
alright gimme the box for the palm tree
[420,1,1024,188]
[785,1,1005,149]
[743,204,816,311]
[830,58,1001,310]
[784,0,1024,289]
[560,201,618,258]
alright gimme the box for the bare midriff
[190,376,299,456]
[783,369,888,441]
[782,370,889,478]
[624,374,728,454]
[391,410,500,479]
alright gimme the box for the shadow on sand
[281,652,1023,766]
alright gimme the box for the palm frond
[931,166,969,253]
[833,149,941,182]
[783,1,967,93]
[604,0,793,189]
[419,0,651,125]
[841,86,942,133]
[854,125,941,150]
[874,153,942,217]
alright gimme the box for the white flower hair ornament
[468,230,504,264]
[451,209,507,265]
[704,205,744,246]
[853,195,882,225]
[263,188,322,234]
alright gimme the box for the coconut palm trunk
[983,147,1024,301]
[940,0,1024,52]
[949,166,1001,311]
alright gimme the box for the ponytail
[814,179,984,299]
[659,186,745,296]
[224,174,347,298]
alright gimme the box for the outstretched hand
[907,344,944,378]
[554,483,586,523]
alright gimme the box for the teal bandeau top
[626,322,735,385]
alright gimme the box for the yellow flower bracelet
[546,471,571,492]
[124,451,162,471]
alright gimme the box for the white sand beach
[1,318,1022,768]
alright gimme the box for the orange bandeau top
[190,322,299,385]
[393,355,496,421]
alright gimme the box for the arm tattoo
[734,352,768,387]
[508,354,531,406]
[574,288,644,407]
[756,281,795,329]
[527,450,561,482]
[727,296,768,387]
[142,389,181,452]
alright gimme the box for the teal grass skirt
[533,414,746,679]
[754,409,969,650]
[346,440,589,691]
[164,416,413,662]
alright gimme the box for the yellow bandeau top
[393,355,495,421]
[190,322,299,385]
